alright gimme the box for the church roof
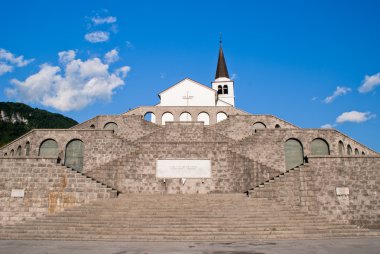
[215,45,229,79]
[158,78,217,98]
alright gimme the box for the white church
[150,43,236,124]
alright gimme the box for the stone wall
[0,129,138,174]
[123,106,250,125]
[71,115,162,142]
[213,114,298,141]
[232,128,377,173]
[309,156,380,228]
[0,158,117,226]
[250,156,380,229]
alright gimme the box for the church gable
[158,78,216,106]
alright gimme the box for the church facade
[0,45,379,232]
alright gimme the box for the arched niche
[25,142,30,156]
[347,144,352,155]
[216,112,228,123]
[354,148,359,155]
[162,112,174,125]
[65,139,84,172]
[10,150,14,156]
[311,138,330,155]
[39,139,58,157]
[338,141,344,155]
[143,112,156,124]
[179,112,192,121]
[103,122,118,133]
[16,145,22,157]
[197,112,210,125]
[252,122,266,130]
[275,124,281,129]
[285,139,304,170]
[90,124,95,129]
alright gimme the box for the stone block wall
[309,156,380,228]
[213,114,298,141]
[0,158,117,226]
[0,129,138,174]
[123,106,250,126]
[250,156,380,229]
[71,115,162,142]
[232,128,377,173]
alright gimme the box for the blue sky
[1,0,379,152]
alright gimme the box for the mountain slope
[0,102,78,147]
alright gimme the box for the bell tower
[211,41,235,106]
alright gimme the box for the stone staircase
[247,164,314,209]
[0,159,119,226]
[0,193,376,241]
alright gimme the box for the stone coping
[0,129,114,150]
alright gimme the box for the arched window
[311,138,330,155]
[347,145,352,155]
[285,139,304,170]
[90,124,95,129]
[65,139,84,172]
[179,112,192,121]
[354,148,359,155]
[338,141,344,155]
[217,85,222,94]
[362,151,365,155]
[10,149,14,156]
[252,122,266,130]
[39,139,58,157]
[4,153,7,156]
[223,85,228,94]
[143,112,156,124]
[216,112,228,123]
[103,122,118,133]
[162,112,174,125]
[275,124,281,128]
[25,142,30,156]
[16,145,22,156]
[197,112,210,125]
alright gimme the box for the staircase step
[1,194,376,241]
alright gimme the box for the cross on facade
[182,91,194,106]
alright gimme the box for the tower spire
[215,38,229,79]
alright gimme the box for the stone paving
[0,238,380,254]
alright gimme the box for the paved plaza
[1,238,379,254]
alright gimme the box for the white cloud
[84,31,110,43]
[91,16,117,25]
[336,111,376,123]
[321,124,334,129]
[126,41,134,48]
[7,52,130,111]
[358,73,380,93]
[0,48,34,67]
[323,86,351,103]
[0,48,34,76]
[104,49,119,64]
[58,50,76,64]
[0,62,13,75]
[115,66,130,79]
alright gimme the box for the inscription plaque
[336,187,349,196]
[156,159,211,178]
[11,189,25,198]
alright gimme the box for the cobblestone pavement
[0,238,380,254]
